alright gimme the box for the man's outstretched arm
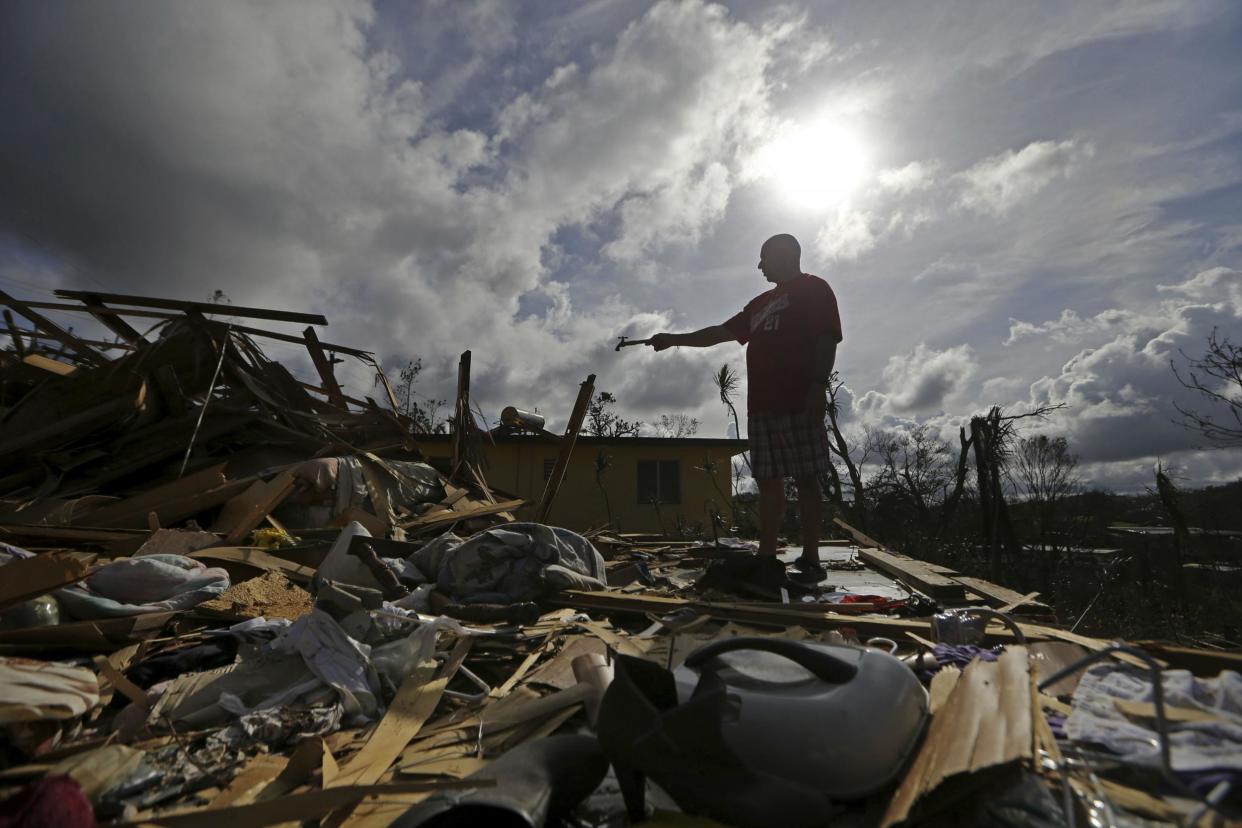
[647,325,736,351]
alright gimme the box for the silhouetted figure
[648,234,842,579]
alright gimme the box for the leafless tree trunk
[1154,462,1188,604]
[1172,328,1242,447]
[1013,434,1080,552]
[825,371,869,530]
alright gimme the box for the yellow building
[417,433,747,535]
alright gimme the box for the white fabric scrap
[272,608,381,720]
[1066,664,1242,772]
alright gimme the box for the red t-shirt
[722,273,843,414]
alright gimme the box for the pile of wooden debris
[0,292,1238,827]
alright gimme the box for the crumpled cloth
[412,523,607,603]
[1066,664,1242,772]
[0,775,95,828]
[53,555,229,619]
[272,608,381,720]
[0,657,100,724]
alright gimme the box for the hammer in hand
[615,335,652,351]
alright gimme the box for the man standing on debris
[647,234,841,580]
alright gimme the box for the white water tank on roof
[500,406,545,431]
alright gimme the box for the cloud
[957,139,1095,214]
[1008,268,1242,463]
[0,0,785,432]
[815,207,879,261]
[1158,266,1242,309]
[877,161,938,194]
[913,257,982,286]
[1004,308,1136,346]
[856,343,979,417]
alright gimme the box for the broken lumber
[535,373,595,523]
[53,289,329,326]
[854,546,966,602]
[0,552,92,611]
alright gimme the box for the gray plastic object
[0,594,60,629]
[673,637,929,799]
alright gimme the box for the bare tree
[971,404,1065,579]
[1012,434,1080,551]
[1172,328,1242,447]
[823,371,869,529]
[653,413,700,438]
[583,391,642,437]
[383,357,447,433]
[866,423,970,543]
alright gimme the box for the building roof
[416,431,748,452]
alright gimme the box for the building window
[637,460,680,504]
[543,458,556,480]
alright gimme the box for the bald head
[758,233,802,283]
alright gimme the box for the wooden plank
[535,373,595,523]
[854,546,966,602]
[0,524,148,544]
[2,329,135,350]
[303,326,348,409]
[208,754,289,810]
[467,461,514,522]
[73,464,227,527]
[82,479,250,531]
[881,647,1033,827]
[76,292,145,343]
[0,385,146,458]
[189,547,316,584]
[0,552,92,611]
[1129,640,1242,676]
[330,637,473,789]
[952,576,1049,612]
[20,353,76,376]
[831,517,886,550]
[0,289,106,365]
[325,639,474,828]
[213,470,298,545]
[53,289,329,326]
[450,350,472,480]
[997,591,1042,613]
[17,301,372,356]
[114,780,482,828]
[0,611,175,652]
[3,310,25,357]
[399,498,524,531]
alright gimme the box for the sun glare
[757,122,870,210]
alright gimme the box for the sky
[2,0,1240,492]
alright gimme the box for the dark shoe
[789,557,827,583]
[595,653,837,828]
[392,734,608,827]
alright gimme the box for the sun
[756,121,870,210]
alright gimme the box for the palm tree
[712,364,752,478]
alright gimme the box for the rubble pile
[0,292,1238,827]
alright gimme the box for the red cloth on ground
[0,775,95,828]
[722,273,843,414]
[839,594,907,611]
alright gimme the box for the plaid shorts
[748,407,833,479]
